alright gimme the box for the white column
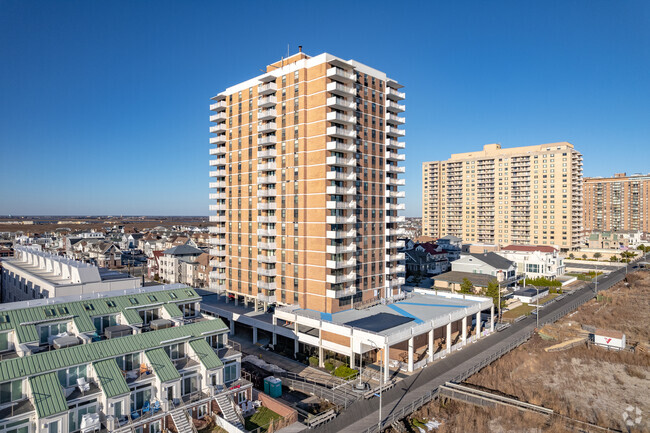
[272,316,277,346]
[476,311,481,338]
[272,332,277,346]
[229,319,235,336]
[490,304,495,332]
[407,336,414,372]
[462,316,467,344]
[383,344,390,382]
[446,323,452,352]
[253,299,258,312]
[428,329,434,362]
[252,327,258,344]
[318,330,324,367]
[350,340,356,369]
[293,322,299,356]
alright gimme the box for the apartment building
[422,142,583,250]
[209,51,406,313]
[0,285,249,433]
[1,245,141,303]
[583,172,650,234]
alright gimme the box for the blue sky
[0,0,648,216]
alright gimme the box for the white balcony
[209,248,227,257]
[258,96,277,108]
[257,215,276,224]
[386,177,406,186]
[209,215,225,222]
[386,190,405,198]
[326,244,357,254]
[386,113,406,125]
[209,181,226,188]
[209,237,227,246]
[258,202,277,211]
[386,215,406,224]
[210,112,227,122]
[208,226,226,234]
[257,228,277,237]
[209,204,226,211]
[326,272,356,284]
[258,109,276,121]
[257,255,276,264]
[326,285,357,299]
[326,185,357,195]
[257,267,277,277]
[327,97,356,111]
[386,151,405,161]
[258,242,276,250]
[326,257,356,269]
[210,124,227,134]
[326,171,356,181]
[258,136,277,146]
[326,200,356,210]
[326,155,356,166]
[209,159,224,166]
[386,87,406,101]
[388,277,406,287]
[327,67,355,82]
[257,294,277,304]
[327,111,356,124]
[386,240,405,249]
[386,126,405,137]
[327,141,356,153]
[209,169,227,177]
[258,82,277,95]
[386,100,405,113]
[386,139,406,149]
[387,165,406,174]
[258,149,277,159]
[209,135,227,145]
[386,228,406,237]
[258,122,276,133]
[258,162,277,171]
[385,203,406,211]
[209,146,227,156]
[258,175,277,184]
[209,270,226,280]
[257,188,277,197]
[326,229,357,239]
[387,253,406,262]
[327,81,356,96]
[257,281,277,291]
[209,192,226,200]
[326,214,357,225]
[210,101,227,111]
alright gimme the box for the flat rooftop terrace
[289,292,492,336]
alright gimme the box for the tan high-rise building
[209,52,406,314]
[583,173,650,233]
[422,142,583,250]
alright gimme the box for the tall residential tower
[422,143,583,250]
[583,173,650,233]
[209,52,405,313]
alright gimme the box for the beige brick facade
[583,173,650,233]
[209,52,405,313]
[423,143,583,250]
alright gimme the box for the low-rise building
[497,245,565,280]
[1,246,141,302]
[586,231,644,249]
[511,287,549,304]
[451,252,518,284]
[404,243,449,276]
[0,284,249,433]
[159,245,205,285]
[436,235,462,261]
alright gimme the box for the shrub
[333,365,357,379]
[308,356,319,367]
[324,361,335,372]
[524,277,561,287]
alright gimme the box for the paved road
[565,261,623,271]
[309,254,647,433]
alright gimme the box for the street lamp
[367,341,383,432]
[528,283,539,329]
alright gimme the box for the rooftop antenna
[287,44,290,58]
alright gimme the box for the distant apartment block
[422,142,583,250]
[1,246,141,303]
[209,51,406,313]
[583,172,650,233]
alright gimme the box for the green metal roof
[0,318,227,383]
[189,338,223,370]
[145,348,180,383]
[29,372,69,418]
[0,287,199,344]
[93,359,130,398]
[163,303,183,318]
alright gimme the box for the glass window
[0,380,22,404]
